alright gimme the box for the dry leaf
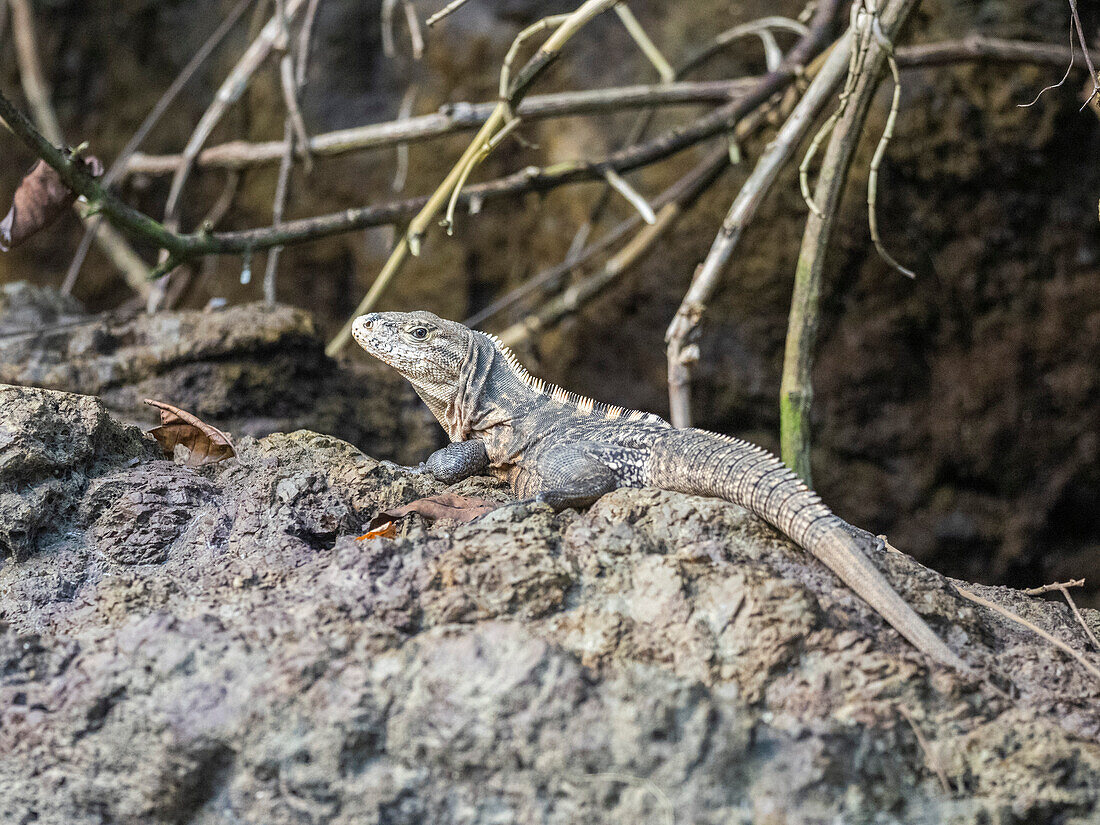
[144,398,236,467]
[0,156,103,251]
[362,493,503,535]
[356,521,399,541]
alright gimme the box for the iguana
[353,310,967,670]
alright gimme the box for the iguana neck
[434,331,663,443]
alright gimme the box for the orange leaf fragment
[143,398,236,467]
[356,521,398,541]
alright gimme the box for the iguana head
[352,310,477,418]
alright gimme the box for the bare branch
[665,23,853,428]
[957,585,1100,685]
[780,0,920,481]
[326,0,625,357]
[8,0,150,297]
[296,0,323,87]
[614,5,674,82]
[123,79,756,176]
[163,0,308,231]
[497,145,729,347]
[62,0,254,295]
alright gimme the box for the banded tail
[646,429,967,671]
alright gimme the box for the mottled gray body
[353,311,967,671]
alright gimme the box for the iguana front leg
[423,440,490,483]
[378,440,489,483]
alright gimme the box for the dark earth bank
[0,381,1098,823]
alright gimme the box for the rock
[0,385,156,560]
[0,288,443,465]
[0,399,1097,822]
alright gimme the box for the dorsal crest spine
[481,332,665,425]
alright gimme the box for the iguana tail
[646,428,967,671]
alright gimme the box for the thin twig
[664,15,852,428]
[497,145,729,347]
[678,16,810,77]
[463,211,645,327]
[402,0,424,60]
[8,0,151,297]
[1068,0,1100,106]
[279,52,312,172]
[123,78,755,175]
[9,29,1091,292]
[1056,583,1100,653]
[897,705,953,795]
[119,36,1100,177]
[61,0,254,295]
[602,169,655,224]
[163,0,307,231]
[866,24,914,278]
[392,85,418,192]
[163,171,242,310]
[614,5,674,82]
[426,0,473,28]
[296,0,322,87]
[956,585,1100,685]
[381,0,398,58]
[327,0,623,356]
[1021,579,1085,596]
[264,119,296,305]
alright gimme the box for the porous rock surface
[0,386,1098,824]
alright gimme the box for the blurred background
[1,0,1098,601]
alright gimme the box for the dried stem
[120,36,1100,178]
[296,0,323,87]
[497,145,729,347]
[403,0,424,60]
[1056,583,1100,653]
[326,0,623,356]
[163,0,307,232]
[614,5,674,82]
[426,0,473,28]
[61,0,253,295]
[664,8,850,428]
[1021,579,1085,596]
[4,26,1091,305]
[779,0,919,482]
[123,79,754,176]
[264,119,296,305]
[8,0,151,296]
[956,585,1100,685]
[392,85,418,192]
[279,51,312,172]
[1068,0,1100,106]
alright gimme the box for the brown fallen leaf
[143,398,236,467]
[361,493,503,536]
[0,156,103,251]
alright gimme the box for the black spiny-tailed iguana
[353,310,967,670]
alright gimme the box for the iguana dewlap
[353,310,967,671]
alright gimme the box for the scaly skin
[353,310,968,671]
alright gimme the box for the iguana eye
[409,326,429,341]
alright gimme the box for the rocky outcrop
[0,386,1097,824]
[0,282,442,465]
